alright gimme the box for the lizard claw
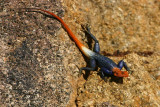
[81,24,91,32]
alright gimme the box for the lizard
[22,8,130,79]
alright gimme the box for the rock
[1,0,160,106]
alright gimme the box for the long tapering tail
[22,8,94,57]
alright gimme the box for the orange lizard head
[112,67,129,77]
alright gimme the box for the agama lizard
[22,8,130,78]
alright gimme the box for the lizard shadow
[98,72,124,84]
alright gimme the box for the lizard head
[112,67,129,77]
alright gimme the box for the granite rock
[0,0,160,106]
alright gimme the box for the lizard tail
[22,8,95,57]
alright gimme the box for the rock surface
[0,0,160,106]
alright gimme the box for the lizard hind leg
[85,26,100,53]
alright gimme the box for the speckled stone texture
[0,0,160,107]
[0,0,72,106]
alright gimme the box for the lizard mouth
[112,67,129,77]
